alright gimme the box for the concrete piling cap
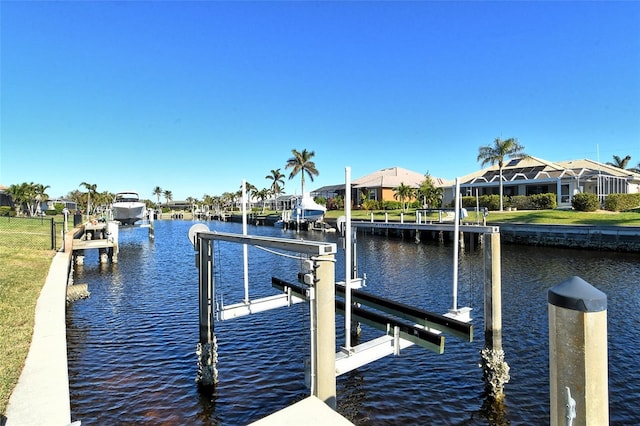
[548,276,607,312]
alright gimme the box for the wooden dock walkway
[72,221,119,264]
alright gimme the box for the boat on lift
[111,191,146,226]
[291,194,327,222]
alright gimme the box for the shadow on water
[194,387,221,425]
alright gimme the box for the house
[312,166,450,206]
[45,198,78,211]
[0,185,12,208]
[443,156,640,208]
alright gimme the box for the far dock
[72,220,119,264]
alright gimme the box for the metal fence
[0,216,58,250]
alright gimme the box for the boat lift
[190,173,481,408]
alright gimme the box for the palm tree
[95,191,113,215]
[221,192,234,211]
[393,182,415,212]
[33,183,50,215]
[285,148,319,196]
[266,168,286,211]
[256,188,270,213]
[240,182,258,210]
[607,155,633,170]
[477,137,527,211]
[66,189,84,210]
[153,186,163,209]
[80,182,98,215]
[6,183,27,215]
[163,190,173,208]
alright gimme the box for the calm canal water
[67,220,640,425]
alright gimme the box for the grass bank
[0,246,54,415]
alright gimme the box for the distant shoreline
[153,212,640,252]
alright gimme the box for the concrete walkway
[3,251,73,426]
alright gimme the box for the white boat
[111,191,146,226]
[291,194,327,222]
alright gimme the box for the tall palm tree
[285,148,319,196]
[240,182,258,210]
[266,168,285,210]
[33,183,50,215]
[153,186,163,209]
[163,190,173,208]
[477,137,527,211]
[221,192,234,210]
[256,188,270,213]
[607,155,632,170]
[393,182,415,212]
[80,182,98,215]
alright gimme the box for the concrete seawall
[324,219,640,252]
[3,250,73,426]
[493,223,640,252]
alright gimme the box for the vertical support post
[344,167,352,350]
[109,221,119,263]
[242,180,249,303]
[149,208,154,240]
[481,231,510,401]
[50,217,56,250]
[313,253,337,409]
[452,178,461,312]
[548,277,608,426]
[196,238,217,387]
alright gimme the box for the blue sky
[2,1,639,201]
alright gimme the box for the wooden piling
[548,277,608,426]
[314,254,337,409]
[196,238,218,387]
[481,231,510,401]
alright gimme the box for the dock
[72,220,119,264]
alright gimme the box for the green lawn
[0,215,68,415]
[0,246,54,415]
[324,208,640,226]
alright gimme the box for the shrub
[481,195,501,211]
[461,196,476,208]
[0,206,13,217]
[572,193,599,212]
[382,200,402,210]
[530,193,557,209]
[360,199,377,211]
[53,203,66,214]
[508,196,530,210]
[461,194,501,211]
[604,193,640,212]
[326,196,343,210]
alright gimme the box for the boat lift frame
[191,170,507,409]
[191,228,339,408]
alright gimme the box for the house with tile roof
[312,166,451,206]
[443,156,640,208]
